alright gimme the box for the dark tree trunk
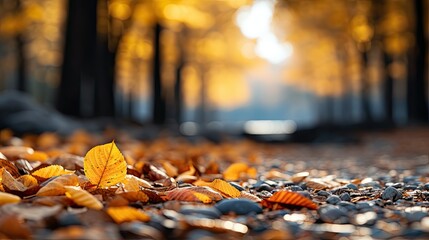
[360,50,373,123]
[57,0,97,117]
[16,34,26,92]
[152,23,166,125]
[383,52,394,123]
[407,0,428,123]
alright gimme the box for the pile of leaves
[0,130,319,239]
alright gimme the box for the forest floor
[0,127,428,239]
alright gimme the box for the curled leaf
[122,175,151,192]
[2,169,27,192]
[64,186,103,210]
[0,192,21,205]
[162,162,178,177]
[36,174,79,196]
[107,206,150,223]
[83,141,127,188]
[32,165,74,180]
[0,159,20,178]
[261,190,318,210]
[16,175,38,189]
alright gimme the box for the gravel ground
[0,127,428,239]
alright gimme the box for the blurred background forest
[0,0,428,137]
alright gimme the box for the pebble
[381,186,402,201]
[337,201,356,211]
[317,190,330,197]
[326,195,341,205]
[56,213,82,227]
[346,183,358,190]
[289,186,303,192]
[230,182,245,191]
[297,191,311,199]
[318,205,349,224]
[405,211,428,222]
[215,199,262,215]
[339,192,351,202]
[257,183,273,192]
[404,185,418,190]
[422,183,429,191]
[180,206,222,219]
[356,202,371,210]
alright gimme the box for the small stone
[339,192,351,202]
[215,199,262,215]
[381,186,402,201]
[422,183,429,191]
[326,195,341,205]
[337,201,356,211]
[257,183,273,192]
[180,206,222,219]
[289,186,303,192]
[346,183,358,190]
[356,202,371,210]
[317,190,330,197]
[392,183,404,189]
[318,205,349,224]
[404,185,418,190]
[297,191,312,199]
[230,182,244,191]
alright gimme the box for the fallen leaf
[118,191,149,203]
[32,165,74,181]
[0,146,34,160]
[83,141,127,188]
[36,174,79,196]
[122,174,152,192]
[162,162,178,177]
[0,159,20,178]
[166,187,212,203]
[291,172,309,183]
[208,179,241,198]
[223,163,249,181]
[239,191,262,202]
[2,169,27,192]
[0,192,21,205]
[16,175,38,189]
[107,206,150,223]
[20,151,49,162]
[261,190,318,210]
[64,186,103,210]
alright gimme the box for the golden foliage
[107,206,150,223]
[36,174,79,196]
[83,141,127,188]
[122,174,152,192]
[207,179,241,198]
[32,165,74,180]
[64,186,103,210]
[20,151,49,162]
[223,162,257,181]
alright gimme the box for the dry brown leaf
[2,169,27,192]
[239,191,262,202]
[291,172,310,183]
[118,191,149,203]
[32,165,74,180]
[107,206,150,223]
[64,186,103,210]
[83,141,127,188]
[0,192,21,205]
[36,174,79,196]
[0,159,20,178]
[261,190,318,210]
[122,174,152,192]
[166,187,212,203]
[305,179,329,190]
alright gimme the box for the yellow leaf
[192,192,212,204]
[122,175,152,192]
[107,206,150,223]
[83,141,127,188]
[0,192,20,205]
[223,163,252,181]
[118,191,149,203]
[64,186,103,210]
[37,174,79,196]
[208,179,240,198]
[16,175,38,189]
[162,162,178,177]
[193,179,211,187]
[32,165,74,179]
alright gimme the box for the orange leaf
[223,163,248,181]
[20,151,49,162]
[208,179,240,198]
[0,191,21,205]
[122,175,151,192]
[166,187,212,203]
[0,159,20,178]
[107,206,150,223]
[261,191,318,210]
[83,141,127,188]
[162,162,178,177]
[64,186,103,210]
[191,186,223,202]
[118,191,149,203]
[37,174,79,196]
[16,175,38,189]
[32,165,74,180]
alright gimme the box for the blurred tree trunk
[152,23,166,124]
[57,0,97,117]
[15,0,26,92]
[360,50,373,124]
[407,0,428,123]
[382,52,394,123]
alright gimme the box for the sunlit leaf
[261,190,318,210]
[122,174,151,192]
[142,163,169,181]
[64,186,103,210]
[83,141,127,188]
[16,175,38,189]
[36,174,79,196]
[223,163,256,181]
[107,206,150,223]
[208,179,241,198]
[32,165,74,180]
[0,191,20,205]
[191,186,223,201]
